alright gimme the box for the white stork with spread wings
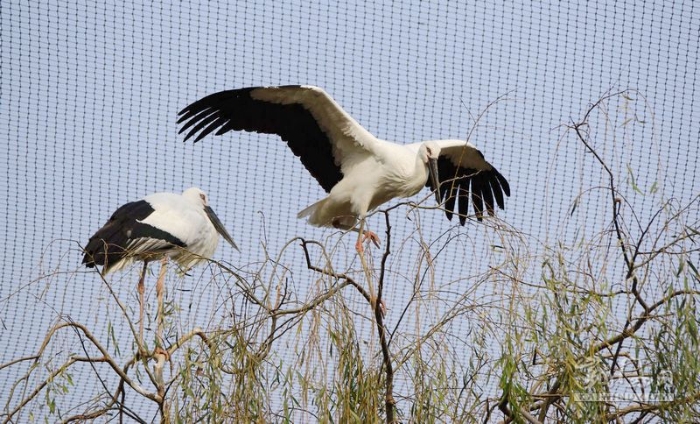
[178,85,510,252]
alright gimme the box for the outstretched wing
[425,140,510,225]
[178,85,380,193]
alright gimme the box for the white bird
[83,187,238,346]
[83,187,238,272]
[178,85,510,252]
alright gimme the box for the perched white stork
[178,85,510,252]
[83,187,238,345]
[83,187,238,272]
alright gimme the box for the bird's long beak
[204,206,239,251]
[428,157,441,205]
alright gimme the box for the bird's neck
[415,152,428,178]
[405,152,429,194]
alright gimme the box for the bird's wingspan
[425,141,510,225]
[178,85,379,193]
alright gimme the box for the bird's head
[183,187,210,207]
[420,141,442,205]
[182,187,239,251]
[420,140,442,163]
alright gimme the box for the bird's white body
[83,187,238,273]
[298,139,430,229]
[132,189,223,271]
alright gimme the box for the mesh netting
[2,1,698,421]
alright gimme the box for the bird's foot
[364,230,381,247]
[355,230,381,253]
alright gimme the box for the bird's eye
[426,147,432,155]
[200,193,206,202]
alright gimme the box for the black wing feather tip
[177,106,199,123]
[198,122,226,142]
[480,175,495,216]
[471,191,483,221]
[444,181,458,221]
[187,114,219,139]
[494,168,510,197]
[458,186,469,226]
[179,109,215,133]
[215,125,231,136]
[491,176,505,210]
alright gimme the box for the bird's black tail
[82,220,131,273]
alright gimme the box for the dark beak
[205,206,239,251]
[428,157,441,205]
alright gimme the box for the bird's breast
[367,156,427,209]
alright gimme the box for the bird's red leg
[155,258,167,308]
[356,218,384,317]
[355,219,366,253]
[154,257,169,361]
[362,231,381,248]
[137,260,148,353]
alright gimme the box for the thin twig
[377,211,396,423]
